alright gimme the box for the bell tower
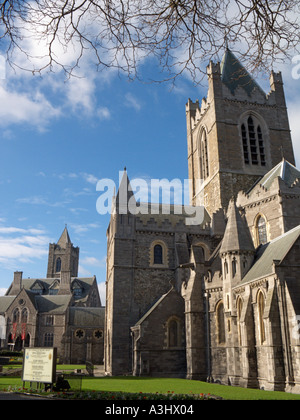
[46,226,79,279]
[186,48,295,216]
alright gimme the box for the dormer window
[73,287,82,298]
[72,280,83,298]
[30,281,44,295]
[49,280,59,295]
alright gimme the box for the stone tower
[186,48,295,216]
[105,170,137,375]
[46,226,79,279]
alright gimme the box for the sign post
[22,348,57,389]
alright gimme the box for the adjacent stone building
[105,49,300,393]
[0,227,105,364]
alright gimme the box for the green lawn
[80,377,300,400]
[1,375,300,400]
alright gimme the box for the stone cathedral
[105,49,300,393]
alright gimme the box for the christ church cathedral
[1,48,300,393]
[104,49,300,393]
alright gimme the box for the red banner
[12,323,17,340]
[21,323,26,340]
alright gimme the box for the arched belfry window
[241,115,266,166]
[55,257,61,273]
[199,129,209,180]
[257,215,267,245]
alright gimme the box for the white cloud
[0,82,61,130]
[125,92,142,111]
[81,256,106,267]
[287,102,300,167]
[65,75,96,114]
[78,265,92,277]
[70,223,100,235]
[80,173,99,185]
[0,226,50,269]
[0,227,45,235]
[97,107,111,120]
[98,281,106,305]
[16,195,69,208]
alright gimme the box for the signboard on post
[22,348,57,384]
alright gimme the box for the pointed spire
[220,49,265,97]
[115,168,135,214]
[57,226,71,247]
[220,199,254,254]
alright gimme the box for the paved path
[0,392,52,400]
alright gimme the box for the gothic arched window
[232,257,237,277]
[199,129,209,180]
[237,297,243,346]
[257,291,266,344]
[257,216,267,245]
[224,260,228,279]
[13,308,19,323]
[21,308,28,323]
[241,116,266,166]
[168,319,179,348]
[216,301,225,344]
[55,257,61,273]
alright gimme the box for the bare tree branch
[0,0,299,82]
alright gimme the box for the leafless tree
[0,0,299,82]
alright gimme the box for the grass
[1,374,300,400]
[80,377,300,400]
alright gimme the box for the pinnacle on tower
[220,199,254,254]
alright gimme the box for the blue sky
[0,38,300,304]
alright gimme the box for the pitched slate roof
[220,48,265,97]
[57,226,72,246]
[249,159,300,194]
[35,295,72,314]
[7,276,95,296]
[134,288,183,327]
[0,296,15,313]
[240,225,300,285]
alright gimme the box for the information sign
[22,348,57,383]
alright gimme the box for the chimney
[10,271,23,295]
